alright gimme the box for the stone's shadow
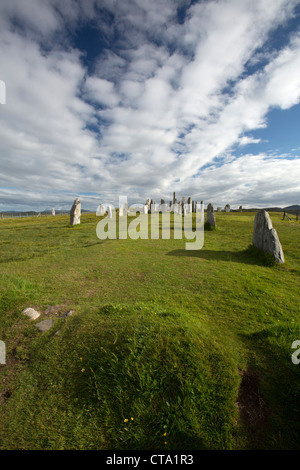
[82,240,106,248]
[166,248,269,266]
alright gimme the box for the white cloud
[0,0,299,210]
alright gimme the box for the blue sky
[0,0,300,211]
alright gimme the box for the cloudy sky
[0,0,300,211]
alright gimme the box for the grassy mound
[0,304,240,450]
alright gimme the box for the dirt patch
[236,367,270,432]
[44,304,64,315]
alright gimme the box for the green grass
[0,211,299,449]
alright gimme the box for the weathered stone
[119,205,124,216]
[224,204,231,212]
[217,207,222,212]
[22,308,40,320]
[34,319,54,332]
[143,205,148,214]
[239,205,243,212]
[106,205,112,218]
[206,203,216,227]
[70,198,81,225]
[252,210,285,263]
[96,204,105,216]
[51,208,55,216]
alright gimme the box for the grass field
[0,211,299,450]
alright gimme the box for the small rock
[60,310,73,318]
[22,308,40,320]
[34,319,54,332]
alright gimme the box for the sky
[0,0,300,212]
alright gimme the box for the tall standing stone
[224,204,231,212]
[107,205,112,219]
[52,208,55,216]
[252,210,285,263]
[70,198,81,225]
[206,203,216,228]
[97,204,105,216]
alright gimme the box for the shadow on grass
[166,245,276,267]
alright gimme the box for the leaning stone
[34,319,54,332]
[70,198,81,225]
[253,210,285,264]
[22,308,40,320]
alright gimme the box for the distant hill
[283,205,300,211]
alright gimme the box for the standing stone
[160,199,166,212]
[119,205,124,217]
[125,201,129,215]
[96,204,105,216]
[51,208,55,216]
[107,205,112,219]
[206,203,216,228]
[252,210,285,263]
[173,192,176,204]
[224,204,231,212]
[239,205,243,212]
[217,207,222,212]
[143,205,148,214]
[70,198,81,225]
[188,197,192,213]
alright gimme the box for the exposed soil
[236,366,270,442]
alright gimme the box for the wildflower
[131,417,134,421]
[163,432,167,437]
[124,418,129,423]
[81,368,85,373]
[164,441,167,445]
